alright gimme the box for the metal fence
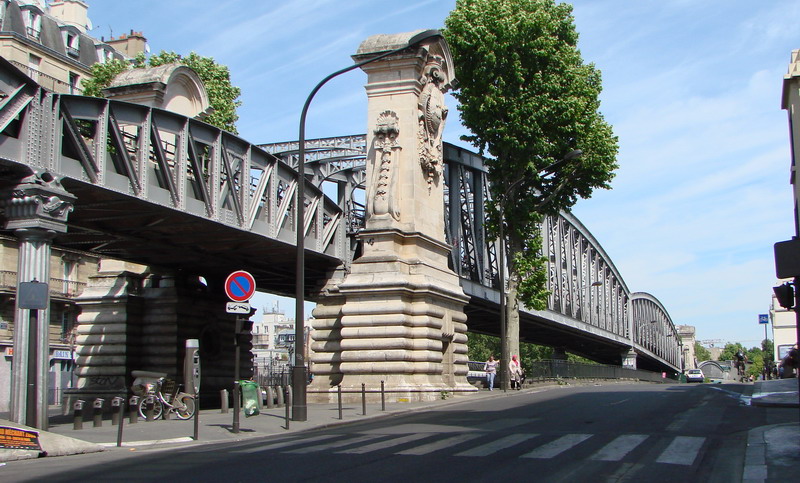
[252,358,291,387]
[468,360,676,385]
[527,360,674,383]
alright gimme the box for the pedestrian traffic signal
[773,282,795,309]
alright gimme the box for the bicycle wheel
[174,394,196,420]
[138,398,164,420]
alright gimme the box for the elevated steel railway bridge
[0,59,680,373]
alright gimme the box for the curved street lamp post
[292,30,444,421]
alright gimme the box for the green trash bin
[240,380,260,417]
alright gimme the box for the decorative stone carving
[368,110,401,220]
[1,171,75,233]
[418,56,448,188]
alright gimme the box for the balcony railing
[8,60,83,95]
[0,270,87,298]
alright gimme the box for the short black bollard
[115,397,125,447]
[93,398,105,427]
[111,397,123,425]
[338,385,343,420]
[284,386,291,430]
[220,389,229,414]
[73,400,85,430]
[276,386,284,407]
[265,386,275,409]
[145,395,155,422]
[128,396,139,424]
[381,380,386,411]
[361,383,366,416]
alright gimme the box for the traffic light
[773,282,795,309]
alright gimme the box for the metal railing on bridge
[526,360,676,383]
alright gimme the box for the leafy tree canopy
[694,342,711,363]
[81,51,241,133]
[445,0,618,311]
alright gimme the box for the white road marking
[521,434,593,459]
[590,434,649,461]
[455,433,539,457]
[337,433,431,454]
[656,436,705,465]
[236,434,339,453]
[284,434,384,454]
[396,433,483,455]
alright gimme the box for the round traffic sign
[225,270,256,302]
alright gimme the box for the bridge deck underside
[0,161,340,297]
[463,295,629,365]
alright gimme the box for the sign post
[224,271,256,434]
[758,314,770,349]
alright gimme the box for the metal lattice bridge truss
[0,60,678,371]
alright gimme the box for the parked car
[467,361,488,388]
[686,369,705,383]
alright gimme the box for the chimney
[106,31,148,58]
[48,0,90,34]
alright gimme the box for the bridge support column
[552,347,568,360]
[309,32,474,402]
[622,349,637,369]
[1,172,75,428]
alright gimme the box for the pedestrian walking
[509,355,522,390]
[484,355,498,390]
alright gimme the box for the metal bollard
[276,386,284,407]
[73,400,85,430]
[93,398,105,427]
[111,397,123,425]
[381,380,386,411]
[265,386,275,409]
[362,383,366,416]
[220,389,229,414]
[284,386,291,430]
[115,397,125,447]
[128,396,140,424]
[145,395,155,421]
[338,385,343,420]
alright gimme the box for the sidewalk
[1,386,513,461]
[750,378,800,408]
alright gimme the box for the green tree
[81,58,129,97]
[761,339,774,362]
[81,51,241,133]
[719,342,746,362]
[445,0,619,361]
[694,342,711,362]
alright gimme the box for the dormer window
[23,9,42,40]
[64,31,80,58]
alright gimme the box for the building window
[23,10,41,41]
[64,32,80,58]
[28,54,41,82]
[68,72,79,95]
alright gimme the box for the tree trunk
[506,234,524,361]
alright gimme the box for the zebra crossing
[235,430,706,466]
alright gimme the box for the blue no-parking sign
[225,270,256,302]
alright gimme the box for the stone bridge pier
[310,31,475,402]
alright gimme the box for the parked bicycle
[131,370,196,420]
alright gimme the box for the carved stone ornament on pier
[1,171,75,233]
[418,56,448,188]
[369,110,401,220]
[310,31,473,403]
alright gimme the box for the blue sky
[84,0,799,348]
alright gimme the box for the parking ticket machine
[184,339,201,396]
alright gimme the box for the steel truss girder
[0,62,346,265]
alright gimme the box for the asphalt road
[3,383,794,482]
